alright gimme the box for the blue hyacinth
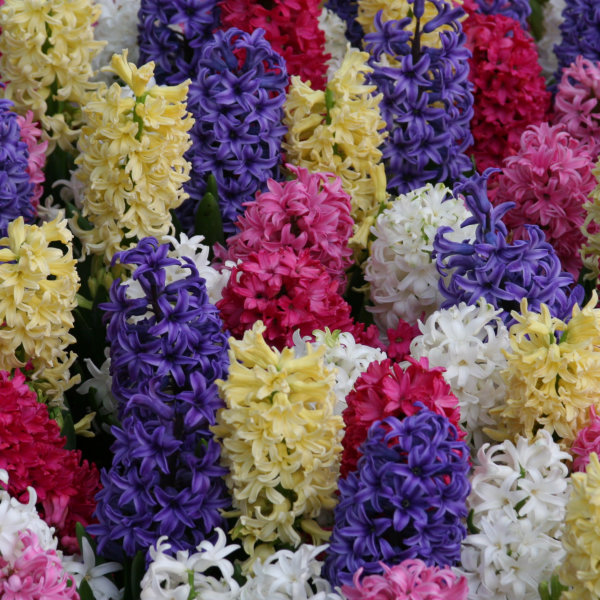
[90,238,231,560]
[364,0,474,196]
[323,409,470,587]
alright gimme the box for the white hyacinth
[364,183,475,330]
[318,8,355,80]
[77,348,117,420]
[459,432,571,599]
[293,329,386,415]
[240,544,342,600]
[410,300,509,446]
[537,0,566,78]
[93,0,141,84]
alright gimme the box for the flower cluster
[319,8,354,78]
[324,410,471,587]
[554,56,600,156]
[582,158,600,279]
[464,12,550,172]
[137,0,219,85]
[0,0,103,152]
[385,319,421,361]
[571,407,600,473]
[411,300,509,447]
[341,357,462,476]
[217,247,372,350]
[217,166,354,288]
[92,238,231,559]
[0,370,100,553]
[493,122,596,276]
[0,217,80,403]
[179,28,288,236]
[554,0,600,82]
[342,560,468,599]
[537,0,566,77]
[364,0,474,195]
[213,322,342,559]
[284,48,387,252]
[15,111,47,211]
[220,0,329,91]
[460,433,570,599]
[293,329,387,415]
[560,452,600,600]
[491,294,600,446]
[470,0,530,27]
[364,183,476,329]
[0,100,35,236]
[72,52,193,262]
[434,172,581,326]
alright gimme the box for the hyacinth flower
[364,0,474,195]
[493,122,596,277]
[537,0,566,78]
[324,410,471,587]
[216,166,354,289]
[571,407,600,473]
[0,0,103,153]
[91,238,231,559]
[0,100,35,236]
[434,171,582,326]
[464,12,550,173]
[137,0,219,85]
[177,28,288,236]
[554,0,600,83]
[212,322,343,562]
[220,0,329,91]
[470,0,531,27]
[490,293,600,447]
[284,48,387,253]
[0,217,80,405]
[0,370,100,554]
[555,56,600,157]
[71,51,193,263]
[325,0,364,46]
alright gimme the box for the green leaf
[59,409,77,450]
[170,208,183,237]
[125,550,145,600]
[538,580,550,600]
[78,579,96,600]
[194,191,225,252]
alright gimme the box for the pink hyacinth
[493,122,596,276]
[571,406,600,472]
[216,165,354,291]
[342,560,467,600]
[555,56,600,157]
[15,112,47,209]
[0,530,79,599]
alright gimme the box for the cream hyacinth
[213,322,343,562]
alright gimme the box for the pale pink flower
[15,112,48,209]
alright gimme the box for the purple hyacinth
[324,0,364,46]
[90,238,231,560]
[137,0,220,85]
[177,27,288,236]
[472,0,531,29]
[364,0,474,195]
[555,0,600,82]
[0,99,35,236]
[323,409,470,587]
[434,171,583,326]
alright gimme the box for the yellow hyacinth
[284,48,388,254]
[72,51,193,263]
[213,321,343,563]
[489,294,600,446]
[560,452,600,599]
[0,217,80,404]
[0,0,104,152]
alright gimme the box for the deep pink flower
[464,13,550,173]
[15,112,47,209]
[385,319,421,362]
[493,122,596,276]
[217,165,354,290]
[0,530,79,599]
[571,406,600,472]
[342,560,467,600]
[555,56,600,157]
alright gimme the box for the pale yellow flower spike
[0,217,80,406]
[284,48,388,256]
[0,0,104,153]
[560,452,600,599]
[72,51,194,263]
[488,292,600,447]
[212,321,343,567]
